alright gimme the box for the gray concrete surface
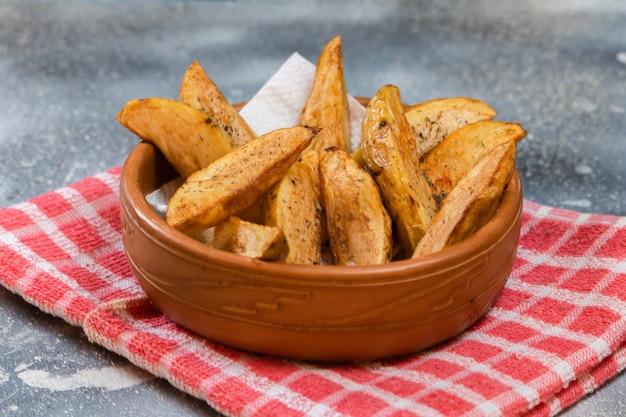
[1,1,624,416]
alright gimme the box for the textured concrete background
[1,1,625,416]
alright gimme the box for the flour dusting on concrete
[17,365,154,392]
[0,366,9,384]
[563,199,592,208]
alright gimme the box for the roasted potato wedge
[119,36,530,265]
[404,97,497,157]
[166,126,316,233]
[413,141,516,258]
[179,61,257,147]
[190,216,287,260]
[422,120,526,197]
[320,147,392,265]
[360,84,436,256]
[263,150,323,265]
[300,35,351,152]
[117,97,235,178]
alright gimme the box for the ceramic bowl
[119,135,523,362]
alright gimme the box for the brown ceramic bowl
[120,133,523,363]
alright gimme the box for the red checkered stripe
[83,297,352,417]
[83,199,624,417]
[0,167,142,325]
[473,201,626,415]
[85,297,491,417]
[83,296,625,417]
[2,170,626,417]
[523,342,626,417]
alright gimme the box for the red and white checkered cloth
[1,167,625,417]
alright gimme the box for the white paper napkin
[147,53,366,213]
[239,52,366,151]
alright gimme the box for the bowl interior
[120,140,523,361]
[125,141,522,279]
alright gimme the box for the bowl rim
[120,139,523,284]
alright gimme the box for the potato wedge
[166,126,317,233]
[179,61,257,147]
[320,147,392,265]
[422,120,526,197]
[404,97,497,157]
[117,97,235,178]
[300,35,351,152]
[190,216,287,260]
[263,150,323,265]
[412,141,516,258]
[360,85,436,256]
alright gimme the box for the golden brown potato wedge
[166,126,317,233]
[179,61,257,147]
[360,85,437,256]
[412,141,516,258]
[263,150,323,265]
[350,146,365,167]
[190,216,287,260]
[320,147,393,266]
[300,35,351,152]
[117,97,235,178]
[421,120,526,197]
[404,97,497,158]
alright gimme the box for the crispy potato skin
[300,35,351,152]
[117,97,235,178]
[263,150,323,265]
[166,126,316,233]
[421,120,526,198]
[412,141,516,258]
[320,147,392,265]
[360,85,436,256]
[404,97,497,158]
[179,61,257,148]
[190,216,287,260]
[118,37,530,264]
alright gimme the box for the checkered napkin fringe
[1,168,625,417]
